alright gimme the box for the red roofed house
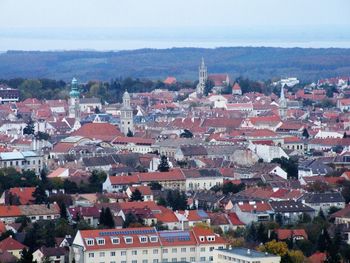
[0,236,27,258]
[163,77,177,85]
[126,185,154,201]
[233,201,273,224]
[308,252,326,263]
[232,83,242,95]
[276,229,308,241]
[0,187,36,205]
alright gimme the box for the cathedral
[120,90,134,136]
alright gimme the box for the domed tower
[69,78,80,119]
[120,90,134,136]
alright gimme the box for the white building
[120,91,134,136]
[0,151,43,174]
[214,248,280,263]
[248,143,289,163]
[72,226,227,263]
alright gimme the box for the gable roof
[0,236,27,251]
[71,123,122,141]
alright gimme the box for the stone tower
[196,57,207,96]
[68,78,80,119]
[279,84,287,120]
[120,90,134,136]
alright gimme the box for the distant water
[1,27,350,51]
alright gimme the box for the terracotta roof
[8,187,35,205]
[136,168,185,182]
[277,229,308,240]
[52,142,74,153]
[128,185,152,196]
[227,212,245,226]
[0,236,27,251]
[71,123,122,141]
[108,175,140,185]
[308,252,326,263]
[0,206,21,218]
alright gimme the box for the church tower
[279,84,287,120]
[196,57,207,96]
[68,78,80,119]
[120,90,134,136]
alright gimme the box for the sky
[0,0,349,50]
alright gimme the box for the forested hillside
[0,47,350,81]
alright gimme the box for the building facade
[120,91,134,136]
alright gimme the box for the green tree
[23,120,35,135]
[158,155,170,172]
[317,227,331,252]
[36,131,50,141]
[104,207,115,228]
[180,129,193,138]
[59,202,68,220]
[148,182,162,190]
[271,157,298,179]
[17,248,35,263]
[32,185,48,204]
[130,189,143,202]
[302,128,310,139]
[127,128,133,137]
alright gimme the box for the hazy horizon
[1,0,350,51]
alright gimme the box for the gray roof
[300,192,345,204]
[270,200,314,213]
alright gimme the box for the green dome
[70,77,80,98]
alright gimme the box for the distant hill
[0,47,350,82]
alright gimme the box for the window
[121,251,126,256]
[172,248,177,253]
[110,252,115,257]
[139,236,148,243]
[190,257,195,262]
[199,236,205,242]
[190,247,196,252]
[132,261,137,263]
[163,259,168,263]
[200,257,206,261]
[97,238,105,245]
[181,248,186,253]
[142,260,148,263]
[153,260,159,263]
[121,261,126,263]
[99,252,105,257]
[200,247,205,252]
[88,253,94,258]
[163,248,168,254]
[209,256,213,261]
[110,261,116,263]
[143,250,148,255]
[172,258,177,262]
[111,237,119,244]
[124,236,133,244]
[181,258,186,262]
[207,236,215,242]
[150,236,158,242]
[153,249,159,254]
[210,247,214,251]
[86,239,94,246]
[132,250,137,255]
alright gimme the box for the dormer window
[149,236,158,243]
[124,236,133,244]
[96,238,105,245]
[207,236,215,242]
[111,237,120,244]
[199,236,205,242]
[86,238,94,246]
[139,236,148,243]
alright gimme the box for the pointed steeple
[280,84,285,101]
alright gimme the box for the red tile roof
[0,236,27,251]
[71,123,122,141]
[277,229,308,240]
[308,252,326,263]
[8,187,35,205]
[227,212,245,226]
[237,202,272,212]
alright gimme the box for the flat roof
[217,248,280,258]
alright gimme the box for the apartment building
[72,226,227,263]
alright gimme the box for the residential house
[270,200,315,224]
[214,248,280,263]
[299,192,346,214]
[126,186,154,201]
[33,246,68,263]
[0,236,27,259]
